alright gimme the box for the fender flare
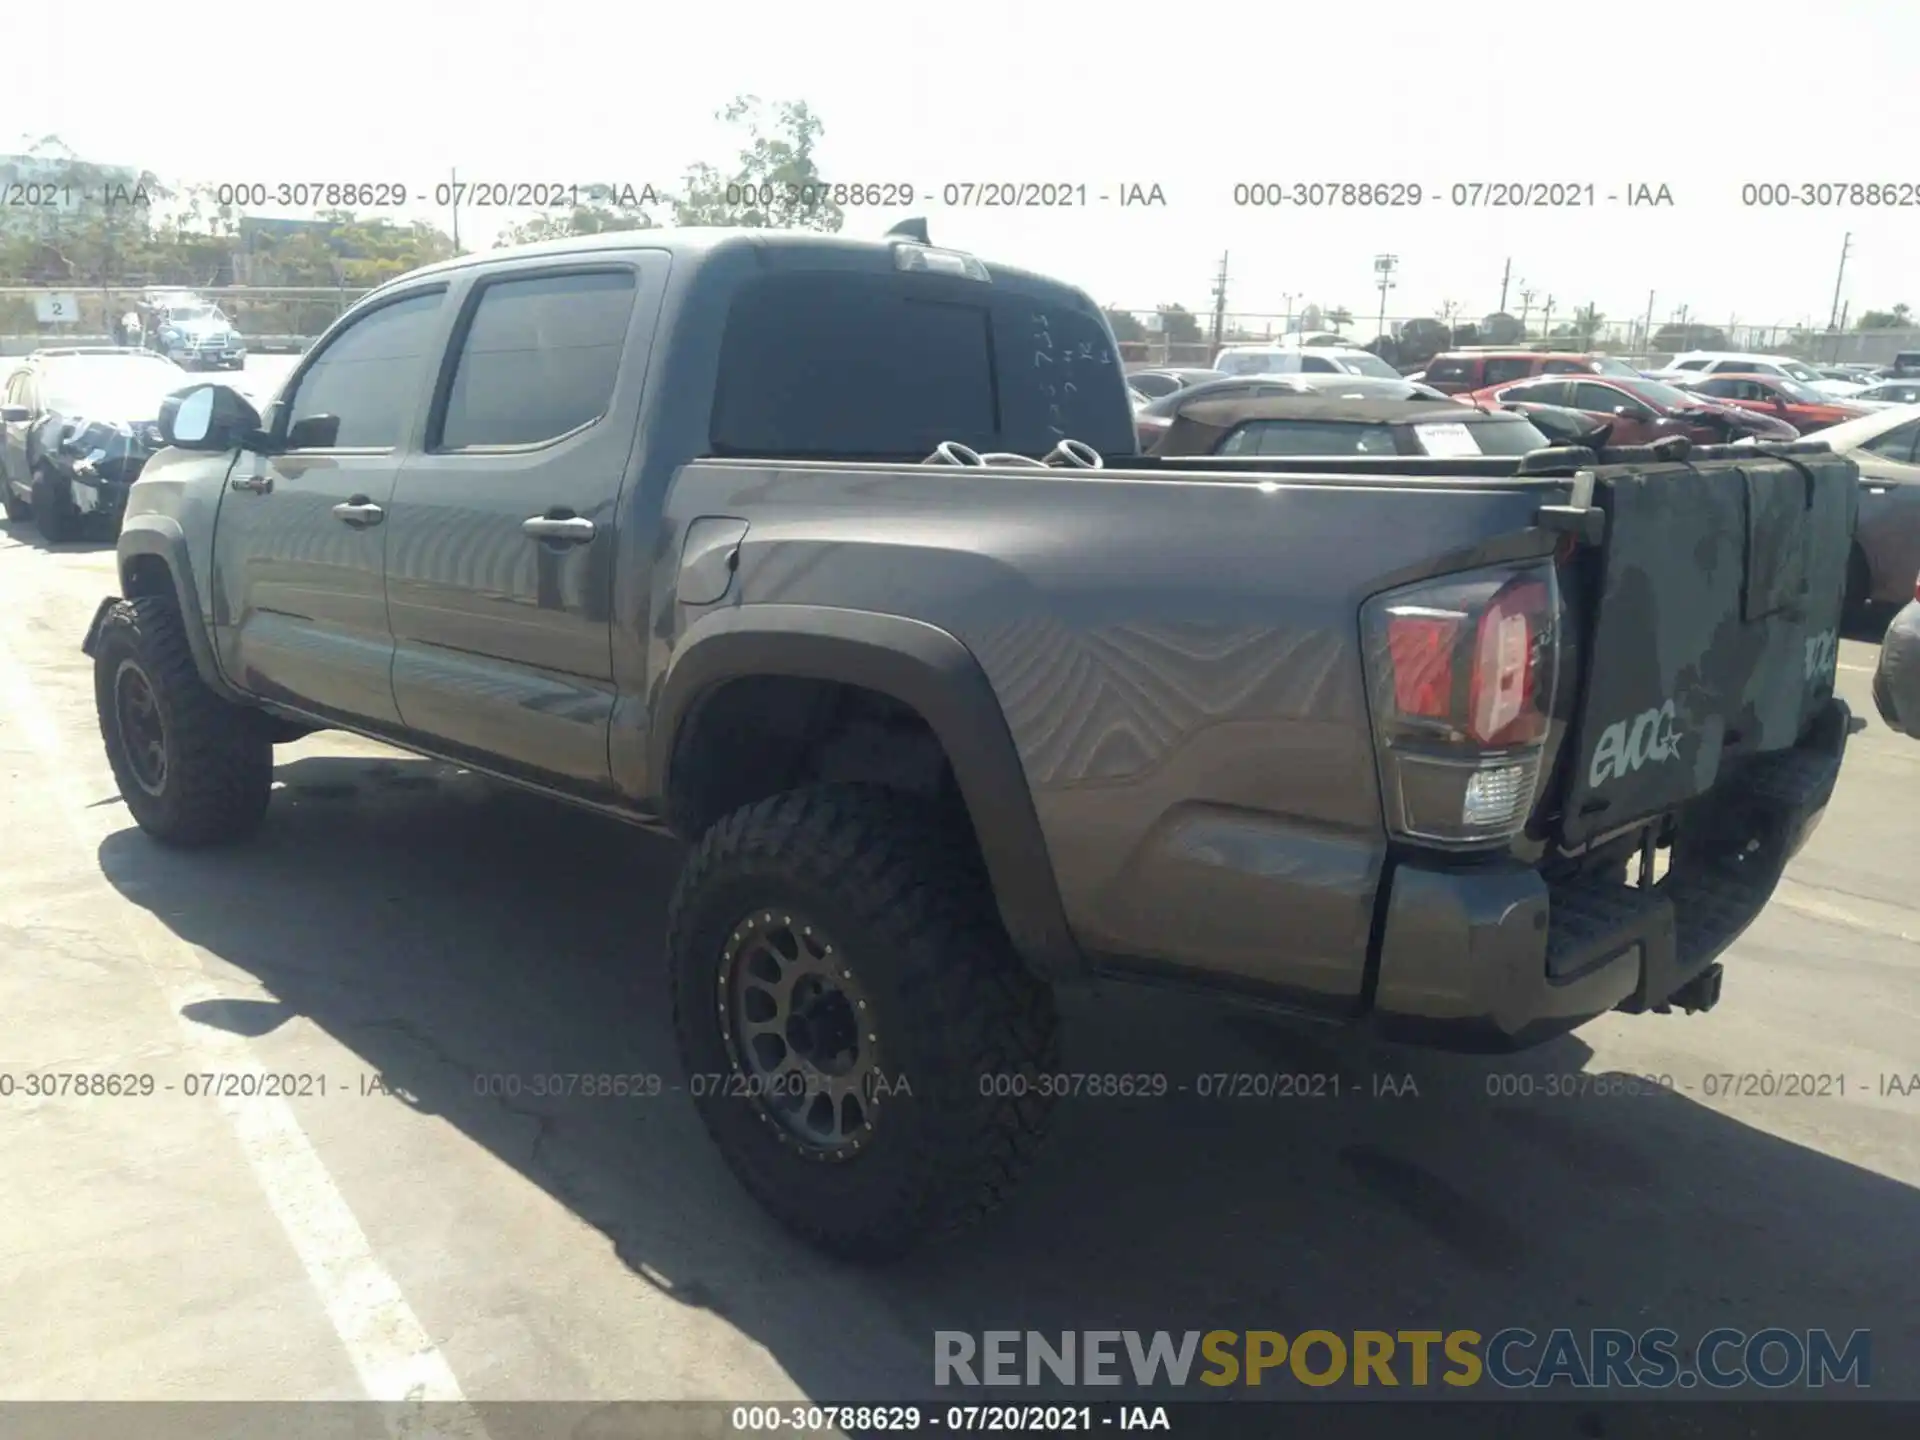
[651,604,1086,981]
[88,514,249,703]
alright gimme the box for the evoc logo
[1805,628,1837,685]
[1589,700,1682,789]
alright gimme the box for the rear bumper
[1370,699,1850,1051]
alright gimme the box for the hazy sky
[4,0,1913,329]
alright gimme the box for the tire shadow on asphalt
[93,751,1920,1413]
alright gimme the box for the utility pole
[1373,254,1398,348]
[1517,287,1536,333]
[1541,295,1555,338]
[1498,257,1512,314]
[1209,252,1229,348]
[1642,290,1655,353]
[449,166,462,253]
[1827,232,1852,332]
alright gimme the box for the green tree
[1157,304,1202,343]
[1103,308,1146,341]
[1572,303,1605,341]
[673,96,843,231]
[1857,303,1912,330]
[1324,306,1354,330]
[498,184,660,247]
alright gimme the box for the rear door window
[1862,421,1920,464]
[1483,357,1534,384]
[1424,357,1475,386]
[1503,379,1572,406]
[713,271,1134,458]
[1573,382,1629,412]
[1219,420,1397,455]
[1128,372,1182,398]
[438,270,637,448]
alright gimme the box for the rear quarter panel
[655,460,1560,1011]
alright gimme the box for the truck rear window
[711,270,1136,460]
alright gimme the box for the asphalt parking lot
[0,394,1915,1415]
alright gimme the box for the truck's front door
[209,286,449,727]
[384,255,667,798]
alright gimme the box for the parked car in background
[1463,374,1801,444]
[1851,379,1920,406]
[1674,373,1869,434]
[1123,367,1225,400]
[1891,351,1920,378]
[1211,344,1401,379]
[1132,373,1449,449]
[143,298,247,371]
[1656,351,1860,396]
[1872,582,1920,736]
[1811,366,1873,395]
[1146,394,1553,458]
[1797,404,1920,617]
[1422,349,1642,396]
[0,347,194,540]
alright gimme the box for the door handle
[332,501,385,527]
[231,473,273,494]
[522,515,596,544]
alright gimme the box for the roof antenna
[885,217,930,244]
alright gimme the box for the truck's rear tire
[668,783,1060,1262]
[93,596,273,847]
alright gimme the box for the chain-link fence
[1111,310,1920,371]
[0,286,372,355]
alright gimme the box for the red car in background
[1422,349,1644,396]
[1673,373,1872,434]
[1460,373,1801,444]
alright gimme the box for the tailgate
[1555,450,1858,849]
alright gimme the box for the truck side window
[287,290,445,450]
[1483,358,1533,384]
[439,271,638,449]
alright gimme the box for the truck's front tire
[668,784,1060,1262]
[93,596,273,847]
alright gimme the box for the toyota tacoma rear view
[81,226,1857,1260]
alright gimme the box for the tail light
[1362,563,1560,846]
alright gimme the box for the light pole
[1373,255,1398,350]
[1518,287,1536,334]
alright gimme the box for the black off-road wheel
[31,469,80,543]
[668,784,1061,1262]
[93,596,274,847]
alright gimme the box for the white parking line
[0,628,489,1437]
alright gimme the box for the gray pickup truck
[83,227,1857,1260]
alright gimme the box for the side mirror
[0,405,30,423]
[158,383,262,451]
